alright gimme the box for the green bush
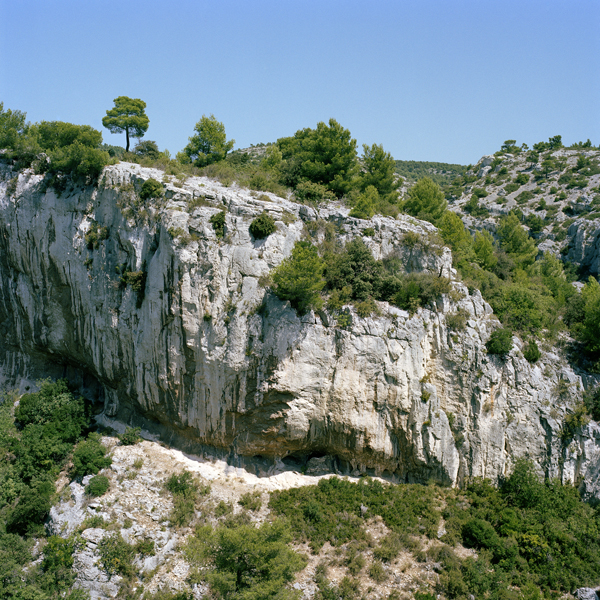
[325,238,383,301]
[523,340,541,363]
[139,178,164,200]
[118,426,141,446]
[85,474,110,497]
[6,479,54,536]
[278,118,358,197]
[515,173,530,185]
[293,180,335,205]
[165,470,199,498]
[238,491,262,512]
[272,241,325,314]
[185,519,307,600]
[97,532,135,578]
[392,273,452,313]
[403,177,447,224]
[486,328,513,358]
[42,535,75,572]
[72,433,112,477]
[269,476,440,552]
[249,212,276,239]
[85,224,109,250]
[516,190,535,204]
[210,210,227,238]
[504,182,520,194]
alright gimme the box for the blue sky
[1,0,598,164]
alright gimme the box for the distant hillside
[395,159,467,185]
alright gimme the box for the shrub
[86,474,110,497]
[72,433,112,476]
[97,532,135,577]
[238,491,262,512]
[6,479,54,536]
[121,270,146,293]
[42,535,75,572]
[486,328,513,358]
[185,519,307,600]
[293,180,335,205]
[85,224,109,250]
[118,426,141,446]
[249,212,276,239]
[165,470,199,498]
[515,173,530,185]
[504,182,520,194]
[516,190,535,204]
[210,210,227,238]
[403,177,447,224]
[392,273,452,313]
[446,309,468,331]
[349,185,379,219]
[272,241,325,314]
[139,178,164,200]
[523,340,541,363]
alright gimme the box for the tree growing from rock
[102,96,149,152]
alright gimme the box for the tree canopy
[359,143,399,204]
[182,114,235,167]
[277,118,358,197]
[102,96,149,152]
[402,176,447,224]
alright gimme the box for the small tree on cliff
[102,96,149,152]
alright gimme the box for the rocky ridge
[0,161,599,497]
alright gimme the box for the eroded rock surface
[0,163,599,495]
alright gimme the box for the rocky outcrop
[0,162,599,495]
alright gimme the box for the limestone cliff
[1,162,599,495]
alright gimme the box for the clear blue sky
[1,0,598,165]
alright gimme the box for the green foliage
[349,185,378,219]
[97,532,135,577]
[0,102,28,150]
[561,403,591,442]
[293,181,335,205]
[584,387,600,421]
[391,273,452,313]
[85,474,110,497]
[186,519,306,600]
[270,476,440,552]
[278,118,358,197]
[72,433,112,477]
[6,479,54,536]
[133,139,160,159]
[210,210,227,238]
[183,114,235,167]
[516,190,535,204]
[496,213,538,268]
[118,426,141,446]
[579,276,600,356]
[523,340,541,363]
[42,535,75,572]
[238,491,262,512]
[272,241,325,314]
[249,212,276,239]
[324,238,382,301]
[403,177,447,224]
[359,143,399,204]
[394,159,466,185]
[165,470,199,498]
[85,223,109,250]
[102,96,149,152]
[486,328,513,358]
[139,178,164,200]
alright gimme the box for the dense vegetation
[0,380,106,599]
[269,462,600,600]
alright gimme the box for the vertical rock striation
[1,162,599,495]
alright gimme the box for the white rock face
[0,163,599,494]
